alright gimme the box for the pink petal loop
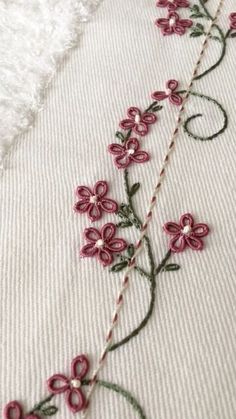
[80,243,98,258]
[119,119,134,130]
[173,24,186,35]
[65,388,86,413]
[169,234,186,253]
[180,213,194,228]
[71,354,89,380]
[126,138,139,152]
[100,198,118,213]
[98,248,113,266]
[156,0,168,7]
[133,122,148,136]
[94,180,108,197]
[230,12,236,20]
[74,199,90,214]
[127,107,141,119]
[142,112,157,125]
[101,223,116,242]
[185,236,203,251]
[47,374,70,394]
[108,143,124,155]
[179,18,193,28]
[179,0,189,6]
[162,26,174,35]
[169,93,183,106]
[151,91,168,101]
[169,11,179,21]
[4,401,23,419]
[106,238,127,253]
[192,223,209,238]
[131,151,150,164]
[115,153,130,169]
[167,79,178,91]
[163,221,181,235]
[88,204,102,222]
[76,186,92,199]
[230,20,236,29]
[155,17,170,27]
[84,227,101,243]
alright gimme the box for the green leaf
[117,221,133,228]
[190,31,203,37]
[196,23,204,30]
[190,12,204,18]
[41,406,58,416]
[152,104,163,112]
[231,32,236,38]
[190,4,199,12]
[163,263,180,272]
[130,183,140,197]
[119,203,132,215]
[127,244,135,257]
[115,131,125,141]
[111,261,128,272]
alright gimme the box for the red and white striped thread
[82,1,225,416]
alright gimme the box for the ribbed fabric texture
[0,1,236,418]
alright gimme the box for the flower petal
[76,186,92,199]
[74,199,90,214]
[94,180,108,197]
[151,91,168,101]
[106,238,127,253]
[65,388,86,413]
[156,0,168,7]
[179,18,193,28]
[178,0,189,6]
[173,24,186,35]
[230,12,236,21]
[119,119,134,130]
[180,213,194,228]
[127,107,141,119]
[192,223,209,238]
[133,122,148,136]
[169,93,183,106]
[4,401,23,419]
[47,374,70,394]
[88,204,102,222]
[142,112,157,125]
[155,17,170,27]
[167,79,178,91]
[71,354,89,380]
[169,234,186,253]
[162,26,174,35]
[163,221,181,235]
[115,153,130,169]
[100,198,118,213]
[108,143,124,156]
[101,223,116,242]
[84,227,101,243]
[167,3,178,11]
[126,138,139,152]
[80,243,98,258]
[98,248,113,266]
[185,235,203,251]
[131,151,150,164]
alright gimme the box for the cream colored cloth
[1,1,236,418]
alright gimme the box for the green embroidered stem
[199,0,213,21]
[82,380,146,419]
[179,90,228,141]
[28,395,55,415]
[124,169,143,228]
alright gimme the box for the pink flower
[80,223,127,266]
[163,213,209,253]
[119,107,157,136]
[152,79,183,106]
[74,181,118,222]
[108,138,150,169]
[229,12,236,29]
[156,0,189,11]
[47,355,89,413]
[3,401,40,419]
[156,11,193,35]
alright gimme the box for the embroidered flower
[163,213,209,253]
[156,12,193,35]
[80,223,127,266]
[3,401,40,419]
[229,12,236,29]
[74,181,118,222]
[119,107,157,136]
[156,0,189,11]
[47,355,89,413]
[108,138,150,169]
[152,80,183,105]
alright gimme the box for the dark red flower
[163,213,209,253]
[152,79,183,105]
[80,223,127,267]
[156,0,189,12]
[229,12,236,29]
[74,181,118,222]
[47,355,89,413]
[108,138,150,169]
[4,401,40,419]
[119,107,157,136]
[156,11,193,35]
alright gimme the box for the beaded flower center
[95,239,104,248]
[70,379,81,389]
[166,88,172,95]
[89,195,98,204]
[127,149,135,155]
[181,225,192,235]
[169,17,176,27]
[134,114,141,124]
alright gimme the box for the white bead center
[127,149,135,155]
[182,225,192,235]
[134,114,141,124]
[166,88,172,95]
[95,239,104,248]
[169,18,176,27]
[70,379,81,388]
[89,195,97,204]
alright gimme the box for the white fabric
[0,0,101,169]
[1,0,236,418]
